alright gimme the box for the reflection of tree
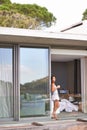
[20,76,49,95]
[0,80,12,87]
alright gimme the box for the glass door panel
[0,48,13,118]
[20,47,49,117]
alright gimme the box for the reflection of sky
[0,48,12,64]
[20,48,48,84]
[0,48,12,82]
[0,48,48,84]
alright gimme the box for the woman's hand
[57,85,60,89]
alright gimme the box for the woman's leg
[54,100,60,119]
[51,101,55,118]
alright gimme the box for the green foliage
[0,10,40,29]
[0,1,56,29]
[0,5,10,10]
[0,0,11,4]
[82,9,87,20]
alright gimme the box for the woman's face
[52,76,56,82]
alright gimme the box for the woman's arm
[51,83,55,92]
[51,84,60,92]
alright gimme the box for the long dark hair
[51,75,55,83]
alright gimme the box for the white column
[81,57,87,113]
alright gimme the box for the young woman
[51,75,60,120]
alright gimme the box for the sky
[11,0,87,32]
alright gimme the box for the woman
[51,75,60,120]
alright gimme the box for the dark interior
[51,59,82,111]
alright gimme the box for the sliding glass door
[20,47,49,117]
[0,48,13,118]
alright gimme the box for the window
[20,47,49,117]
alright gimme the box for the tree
[0,0,56,29]
[0,0,11,4]
[82,9,87,20]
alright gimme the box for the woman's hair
[51,75,55,82]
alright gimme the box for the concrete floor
[0,112,87,130]
[0,119,87,130]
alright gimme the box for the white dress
[51,85,59,101]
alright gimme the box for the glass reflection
[0,48,13,118]
[20,48,49,117]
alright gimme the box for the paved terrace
[0,116,87,130]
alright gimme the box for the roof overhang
[0,27,87,47]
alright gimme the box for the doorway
[51,48,87,119]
